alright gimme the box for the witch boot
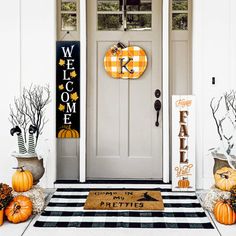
[28,125,37,154]
[10,126,27,154]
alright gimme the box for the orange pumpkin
[214,167,236,191]
[104,44,147,79]
[58,128,79,138]
[5,196,32,223]
[178,178,190,188]
[0,209,4,226]
[214,200,236,225]
[12,167,33,192]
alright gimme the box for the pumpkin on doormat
[104,42,147,79]
[213,200,236,225]
[12,167,33,192]
[5,195,32,223]
[214,167,236,191]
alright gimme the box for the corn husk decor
[12,185,45,214]
[201,186,231,212]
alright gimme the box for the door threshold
[54,179,172,189]
[55,179,170,184]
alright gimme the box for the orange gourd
[12,167,33,192]
[0,209,3,226]
[214,167,236,191]
[5,196,32,223]
[213,200,236,225]
[58,128,79,138]
[178,178,190,188]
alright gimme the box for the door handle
[154,100,161,127]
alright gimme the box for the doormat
[34,185,215,229]
[84,190,164,210]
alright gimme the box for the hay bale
[13,185,45,214]
[201,186,231,212]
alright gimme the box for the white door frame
[79,0,169,183]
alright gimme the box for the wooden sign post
[172,95,195,191]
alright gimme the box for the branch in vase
[210,97,223,140]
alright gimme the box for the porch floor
[1,188,235,236]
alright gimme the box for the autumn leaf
[58,84,64,90]
[58,104,65,112]
[70,92,79,101]
[70,70,77,78]
[59,59,65,66]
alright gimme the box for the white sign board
[172,95,195,191]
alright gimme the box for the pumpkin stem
[12,166,25,172]
[13,203,21,215]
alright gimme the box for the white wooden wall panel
[0,0,21,184]
[201,0,231,188]
[193,0,235,189]
[21,0,56,187]
[230,0,236,89]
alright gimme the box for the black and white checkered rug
[34,185,214,229]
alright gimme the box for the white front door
[87,0,162,179]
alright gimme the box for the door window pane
[97,0,152,31]
[98,14,123,30]
[172,0,188,11]
[97,0,121,11]
[127,14,151,30]
[61,2,77,11]
[126,0,152,11]
[172,13,188,30]
[61,13,77,31]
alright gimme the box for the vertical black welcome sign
[56,41,80,138]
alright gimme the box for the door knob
[154,100,161,127]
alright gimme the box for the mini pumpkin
[214,200,236,225]
[12,167,33,192]
[214,167,236,191]
[5,195,32,224]
[58,128,79,138]
[178,178,190,188]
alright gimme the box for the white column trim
[79,0,86,182]
[162,0,170,183]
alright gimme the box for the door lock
[154,89,161,127]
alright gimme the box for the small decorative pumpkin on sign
[178,177,190,188]
[5,195,33,224]
[58,127,80,138]
[214,167,236,191]
[12,167,33,192]
[104,42,147,79]
[213,200,236,225]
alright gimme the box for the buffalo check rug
[34,185,214,229]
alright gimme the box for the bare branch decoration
[9,84,51,148]
[210,97,223,140]
[210,91,236,155]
